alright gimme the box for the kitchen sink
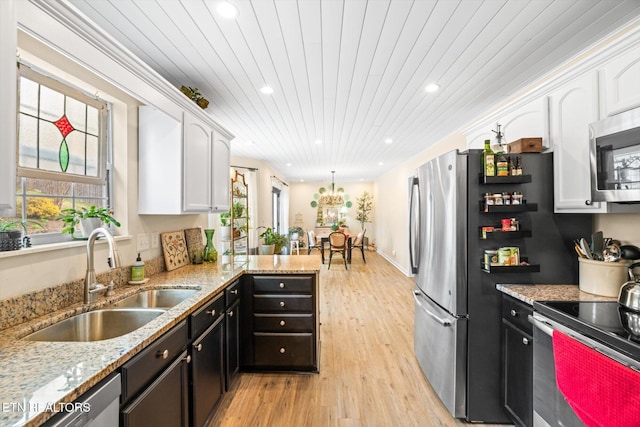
[107,288,200,309]
[23,308,166,342]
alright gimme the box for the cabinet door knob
[510,309,517,317]
[206,309,216,316]
[157,349,169,359]
[279,320,286,326]
[279,301,285,307]
[279,347,286,354]
[183,355,191,363]
[279,282,285,288]
[585,200,592,206]
[194,343,203,352]
[522,337,530,346]
[230,289,238,294]
[228,310,234,317]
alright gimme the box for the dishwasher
[42,373,120,427]
[531,301,640,427]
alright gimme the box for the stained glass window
[17,64,106,184]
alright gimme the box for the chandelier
[319,171,345,207]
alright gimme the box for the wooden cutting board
[160,230,190,271]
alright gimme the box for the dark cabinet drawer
[254,294,313,312]
[254,313,314,332]
[225,280,240,307]
[502,295,533,334]
[121,320,188,404]
[253,276,313,293]
[253,333,314,369]
[191,293,225,339]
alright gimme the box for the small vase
[203,229,217,262]
[80,218,102,237]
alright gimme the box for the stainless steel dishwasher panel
[414,289,467,418]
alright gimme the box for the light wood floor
[209,252,508,427]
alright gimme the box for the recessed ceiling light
[300,179,305,182]
[378,162,384,166]
[216,1,239,19]
[260,86,274,95]
[286,163,291,167]
[425,83,440,93]
[314,139,322,145]
[384,138,393,144]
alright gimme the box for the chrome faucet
[84,227,121,304]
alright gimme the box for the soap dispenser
[131,253,145,281]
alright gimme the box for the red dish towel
[552,330,640,427]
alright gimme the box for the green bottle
[483,139,495,177]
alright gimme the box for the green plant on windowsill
[0,219,46,250]
[58,206,121,236]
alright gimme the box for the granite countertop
[496,284,618,306]
[0,255,321,427]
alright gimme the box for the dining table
[319,234,354,265]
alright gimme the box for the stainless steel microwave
[590,106,640,203]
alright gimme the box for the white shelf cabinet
[0,0,17,214]
[600,43,640,117]
[138,106,230,214]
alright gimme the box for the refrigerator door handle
[409,176,420,274]
[414,291,452,326]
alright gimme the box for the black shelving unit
[480,229,532,240]
[481,174,532,185]
[480,203,538,213]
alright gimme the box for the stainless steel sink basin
[23,308,166,342]
[107,289,200,309]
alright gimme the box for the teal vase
[203,229,217,262]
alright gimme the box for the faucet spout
[84,227,121,304]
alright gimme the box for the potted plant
[233,201,244,218]
[355,192,374,231]
[220,211,232,240]
[258,226,277,255]
[221,248,232,264]
[58,206,121,238]
[288,226,304,242]
[274,232,289,255]
[180,85,209,109]
[0,219,44,251]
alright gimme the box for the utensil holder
[578,258,629,297]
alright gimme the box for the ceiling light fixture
[216,1,239,19]
[425,83,440,93]
[384,138,393,144]
[318,171,345,207]
[260,86,274,95]
[314,139,322,145]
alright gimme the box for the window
[8,63,113,242]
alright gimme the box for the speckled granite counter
[0,255,321,427]
[496,284,617,306]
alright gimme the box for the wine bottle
[483,139,495,177]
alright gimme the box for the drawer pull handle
[510,309,517,317]
[230,289,238,294]
[279,320,286,326]
[279,347,286,354]
[522,338,530,346]
[157,349,169,359]
[183,355,191,363]
[229,310,234,317]
[194,343,203,352]
[279,301,285,307]
[207,309,216,316]
[279,282,285,288]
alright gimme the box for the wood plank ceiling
[67,0,640,183]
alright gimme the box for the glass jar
[512,192,523,205]
[203,229,218,263]
[493,193,504,205]
[503,192,511,205]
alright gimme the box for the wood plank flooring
[209,252,508,427]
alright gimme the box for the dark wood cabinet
[189,293,225,427]
[501,295,533,427]
[225,298,241,389]
[245,274,318,371]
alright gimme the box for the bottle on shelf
[516,156,523,175]
[483,139,495,177]
[509,156,516,176]
[496,152,509,176]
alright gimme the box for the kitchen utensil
[603,244,621,262]
[580,238,593,260]
[621,245,640,260]
[619,262,640,311]
[619,306,640,337]
[592,231,604,260]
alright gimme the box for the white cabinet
[548,72,607,213]
[0,0,16,214]
[600,43,640,117]
[138,106,231,214]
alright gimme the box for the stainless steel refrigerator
[409,149,591,423]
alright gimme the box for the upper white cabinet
[138,106,231,214]
[548,72,607,213]
[600,43,640,117]
[0,0,16,214]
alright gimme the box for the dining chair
[352,229,366,264]
[307,230,321,255]
[328,232,348,270]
